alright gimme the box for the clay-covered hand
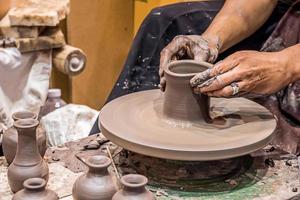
[159,35,219,91]
[190,50,295,97]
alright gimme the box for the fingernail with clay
[190,68,211,87]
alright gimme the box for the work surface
[1,134,300,200]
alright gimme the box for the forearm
[280,44,300,83]
[202,0,277,52]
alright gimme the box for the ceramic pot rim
[121,174,148,188]
[12,111,38,121]
[86,155,111,169]
[23,178,46,190]
[14,118,39,129]
[164,60,213,78]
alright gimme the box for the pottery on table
[72,155,118,200]
[7,118,49,193]
[2,111,47,164]
[112,174,155,200]
[163,60,212,122]
[12,178,58,200]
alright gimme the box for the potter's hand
[190,50,295,98]
[159,35,219,91]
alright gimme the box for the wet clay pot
[163,60,212,122]
[112,174,155,200]
[2,111,47,164]
[7,118,49,193]
[72,155,118,200]
[12,178,58,200]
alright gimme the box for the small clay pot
[163,60,212,122]
[72,155,118,200]
[12,178,58,200]
[7,118,49,193]
[112,174,155,200]
[2,111,47,164]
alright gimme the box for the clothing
[0,48,52,129]
[91,0,300,155]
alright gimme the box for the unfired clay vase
[163,60,212,122]
[72,155,118,200]
[7,118,49,193]
[112,174,155,200]
[12,178,58,200]
[2,111,47,164]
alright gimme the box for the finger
[192,45,210,62]
[208,58,239,78]
[199,67,243,93]
[159,77,166,92]
[190,58,239,88]
[206,81,247,98]
[190,68,212,87]
[159,36,189,71]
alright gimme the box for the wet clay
[2,111,47,164]
[112,174,155,200]
[99,60,276,161]
[7,118,49,193]
[163,60,212,122]
[72,155,118,200]
[12,178,58,200]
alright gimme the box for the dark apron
[91,0,300,155]
[259,0,300,155]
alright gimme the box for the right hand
[159,35,219,91]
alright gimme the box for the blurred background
[53,0,199,110]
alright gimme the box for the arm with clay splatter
[160,0,277,91]
[202,0,278,53]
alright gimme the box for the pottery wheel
[99,89,276,161]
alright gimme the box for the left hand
[190,50,295,97]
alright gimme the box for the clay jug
[2,111,47,164]
[112,174,155,200]
[72,155,118,200]
[163,60,212,122]
[12,178,58,200]
[7,118,49,193]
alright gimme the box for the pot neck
[121,174,148,193]
[12,111,37,121]
[23,178,46,193]
[14,119,41,166]
[85,155,111,176]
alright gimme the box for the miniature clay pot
[112,174,155,200]
[12,178,58,200]
[72,155,118,200]
[2,111,47,164]
[163,60,212,122]
[7,118,49,193]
